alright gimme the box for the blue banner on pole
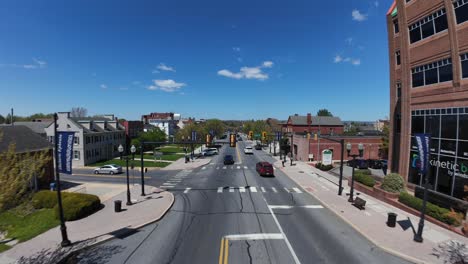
[415,133,430,174]
[191,131,197,141]
[57,131,74,174]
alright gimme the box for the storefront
[409,107,468,200]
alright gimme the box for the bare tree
[70,107,88,118]
[432,240,468,264]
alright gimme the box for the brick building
[120,120,143,146]
[387,0,468,200]
[282,113,344,135]
[141,112,180,138]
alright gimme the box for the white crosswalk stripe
[202,167,206,170]
[250,187,257,192]
[272,187,278,193]
[293,187,303,193]
[216,167,220,170]
[244,166,248,169]
[261,187,266,192]
[237,166,240,169]
[160,185,174,188]
[215,186,304,194]
[284,188,290,193]
[184,187,191,193]
[239,187,246,193]
[229,187,234,193]
[217,187,223,193]
[223,166,227,169]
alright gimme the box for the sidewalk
[0,185,174,264]
[162,156,212,170]
[273,157,468,264]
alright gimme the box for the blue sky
[0,0,393,121]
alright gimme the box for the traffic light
[249,131,253,140]
[307,133,310,140]
[262,131,267,141]
[230,134,236,147]
[206,134,212,147]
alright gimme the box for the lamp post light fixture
[347,142,364,202]
[118,144,132,206]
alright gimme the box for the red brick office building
[387,0,468,200]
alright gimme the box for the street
[67,138,410,264]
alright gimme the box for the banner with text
[415,133,430,174]
[57,131,75,174]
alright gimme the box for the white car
[244,146,254,155]
[94,164,122,175]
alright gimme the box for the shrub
[53,193,101,221]
[353,171,375,187]
[398,192,462,226]
[356,169,371,175]
[316,163,333,171]
[32,190,58,209]
[381,173,405,193]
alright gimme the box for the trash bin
[114,200,122,213]
[387,212,397,227]
[185,156,190,163]
[50,182,56,191]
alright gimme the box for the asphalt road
[67,138,411,264]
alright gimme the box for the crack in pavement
[245,240,253,264]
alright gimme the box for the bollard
[114,200,122,213]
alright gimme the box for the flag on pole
[414,133,430,174]
[57,131,75,174]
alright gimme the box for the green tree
[0,132,51,211]
[381,123,389,159]
[0,115,5,124]
[317,109,333,117]
[203,119,225,138]
[134,128,167,152]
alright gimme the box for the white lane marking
[163,183,175,186]
[272,187,278,193]
[266,203,301,264]
[160,185,174,188]
[244,166,248,169]
[202,167,206,170]
[268,205,324,209]
[293,188,303,194]
[223,166,227,170]
[239,187,246,193]
[216,167,220,170]
[224,233,284,241]
[217,187,223,193]
[229,187,234,193]
[184,187,191,193]
[237,166,240,169]
[284,188,290,193]
[261,187,266,192]
[250,187,257,193]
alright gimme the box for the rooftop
[0,126,52,153]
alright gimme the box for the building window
[409,9,447,44]
[454,0,468,24]
[396,82,402,99]
[411,58,452,88]
[396,50,401,65]
[393,19,399,34]
[461,53,468,79]
[73,150,80,160]
[74,136,79,145]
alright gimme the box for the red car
[256,162,274,176]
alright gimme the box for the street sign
[154,151,163,158]
[322,149,333,165]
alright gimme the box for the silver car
[93,164,122,175]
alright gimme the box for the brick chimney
[307,113,312,127]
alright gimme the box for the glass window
[421,21,435,38]
[440,139,457,156]
[412,116,425,134]
[425,68,438,85]
[408,151,422,185]
[410,28,421,43]
[394,19,399,34]
[459,114,468,140]
[458,141,468,158]
[462,60,468,78]
[74,136,79,145]
[454,1,468,24]
[73,150,80,160]
[412,71,424,87]
[438,64,453,82]
[396,51,401,66]
[441,115,457,139]
[434,14,448,33]
[430,138,440,154]
[452,176,468,201]
[425,115,440,137]
[435,156,455,195]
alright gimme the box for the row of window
[393,2,468,43]
[462,53,468,78]
[84,132,124,144]
[411,58,453,87]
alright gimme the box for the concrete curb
[55,187,175,263]
[277,165,427,264]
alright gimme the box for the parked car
[346,159,369,169]
[255,144,262,150]
[223,155,235,165]
[203,150,217,156]
[256,162,274,176]
[94,164,122,175]
[367,159,383,169]
[244,146,254,154]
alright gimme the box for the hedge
[354,171,375,187]
[381,173,405,193]
[356,169,371,175]
[316,163,333,171]
[55,193,101,221]
[398,192,463,226]
[32,191,101,221]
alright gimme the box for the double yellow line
[235,143,243,164]
[218,238,229,264]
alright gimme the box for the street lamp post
[140,143,145,196]
[118,144,132,206]
[290,133,294,166]
[346,142,364,202]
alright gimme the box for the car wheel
[94,170,99,174]
[110,171,114,175]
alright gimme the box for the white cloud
[232,47,241,52]
[374,1,379,7]
[352,9,367,22]
[237,57,243,62]
[351,59,361,66]
[0,58,47,70]
[346,37,353,45]
[334,55,343,63]
[344,57,351,62]
[156,63,175,72]
[132,81,140,85]
[23,64,37,69]
[152,70,160,74]
[33,58,46,68]
[100,84,107,89]
[148,79,186,92]
[119,87,128,91]
[217,61,273,81]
